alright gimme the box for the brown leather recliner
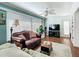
[12,31,41,49]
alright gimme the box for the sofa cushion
[29,31,36,38]
[18,35,26,40]
[22,31,30,40]
[31,38,40,42]
[25,38,40,47]
[12,32,22,37]
[12,37,23,43]
[25,40,32,46]
[12,37,23,40]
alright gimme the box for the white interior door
[64,21,69,36]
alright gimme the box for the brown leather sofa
[12,31,41,49]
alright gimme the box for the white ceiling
[10,2,79,16]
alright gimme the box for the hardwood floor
[41,36,79,57]
[72,47,79,57]
[43,36,64,43]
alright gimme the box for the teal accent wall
[0,10,6,45]
[0,25,6,44]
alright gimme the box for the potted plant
[36,25,44,38]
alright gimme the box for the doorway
[64,21,69,37]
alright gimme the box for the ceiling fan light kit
[40,8,56,17]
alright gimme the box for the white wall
[71,8,79,47]
[32,17,42,33]
[0,7,42,41]
[46,15,72,37]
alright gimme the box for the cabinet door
[0,10,6,44]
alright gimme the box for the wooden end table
[40,41,52,55]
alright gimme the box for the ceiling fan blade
[39,8,56,17]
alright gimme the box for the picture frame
[0,10,6,25]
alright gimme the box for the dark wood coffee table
[40,41,52,55]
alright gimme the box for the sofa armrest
[12,37,26,48]
[36,34,41,38]
[12,37,25,42]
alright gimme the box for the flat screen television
[53,24,60,30]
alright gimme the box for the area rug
[36,42,72,57]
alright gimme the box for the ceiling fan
[40,8,56,17]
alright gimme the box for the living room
[0,2,79,57]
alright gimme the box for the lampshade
[13,19,20,27]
